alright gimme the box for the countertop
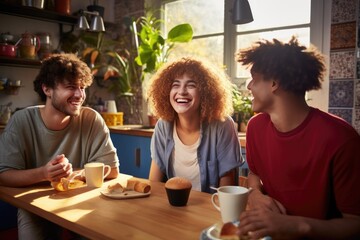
[109,125,246,147]
[109,125,154,137]
[0,124,246,147]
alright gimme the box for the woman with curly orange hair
[147,57,243,193]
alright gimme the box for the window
[234,0,311,88]
[163,0,225,67]
[159,0,327,91]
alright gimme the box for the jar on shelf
[18,32,41,59]
[37,32,52,60]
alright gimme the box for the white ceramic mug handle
[211,193,221,211]
[103,165,111,179]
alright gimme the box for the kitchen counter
[0,124,246,147]
[109,125,246,147]
[109,125,154,138]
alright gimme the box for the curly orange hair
[147,57,233,122]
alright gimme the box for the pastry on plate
[126,179,139,190]
[134,182,151,193]
[107,182,125,193]
[51,177,84,191]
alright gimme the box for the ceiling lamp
[231,0,254,24]
[76,10,105,32]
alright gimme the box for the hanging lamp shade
[90,15,105,32]
[77,15,90,30]
[76,10,106,32]
[231,0,254,24]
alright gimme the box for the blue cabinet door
[110,133,152,178]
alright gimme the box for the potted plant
[232,84,254,132]
[79,30,143,123]
[81,32,139,96]
[134,12,193,75]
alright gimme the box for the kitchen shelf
[0,56,41,69]
[0,2,75,68]
[0,2,78,25]
[0,2,116,69]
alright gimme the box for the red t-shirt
[246,108,360,219]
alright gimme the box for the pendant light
[76,10,105,32]
[231,0,254,24]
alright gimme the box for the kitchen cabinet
[0,200,17,238]
[110,133,152,179]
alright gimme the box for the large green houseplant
[134,12,193,75]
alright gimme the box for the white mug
[211,186,250,223]
[105,100,117,113]
[84,162,111,187]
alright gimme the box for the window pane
[237,0,311,32]
[235,27,310,78]
[168,36,224,68]
[164,0,224,36]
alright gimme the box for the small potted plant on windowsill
[232,84,254,132]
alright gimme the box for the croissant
[51,177,84,191]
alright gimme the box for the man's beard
[51,96,83,117]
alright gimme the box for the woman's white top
[171,122,201,191]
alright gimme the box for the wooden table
[0,174,220,239]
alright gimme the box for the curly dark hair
[33,53,93,101]
[235,36,326,95]
[146,57,233,122]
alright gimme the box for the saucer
[199,223,271,240]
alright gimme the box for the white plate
[100,189,150,199]
[200,223,270,240]
[199,223,222,240]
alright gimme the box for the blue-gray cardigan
[150,116,243,193]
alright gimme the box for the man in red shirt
[235,37,360,239]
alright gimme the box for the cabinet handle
[135,148,141,167]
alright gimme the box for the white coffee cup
[105,100,117,113]
[211,186,250,223]
[84,162,111,187]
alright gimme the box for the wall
[328,0,360,133]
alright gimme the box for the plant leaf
[82,47,95,57]
[90,50,99,65]
[167,24,193,42]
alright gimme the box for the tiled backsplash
[329,0,360,133]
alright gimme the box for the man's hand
[42,154,73,182]
[248,189,286,214]
[238,208,304,240]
